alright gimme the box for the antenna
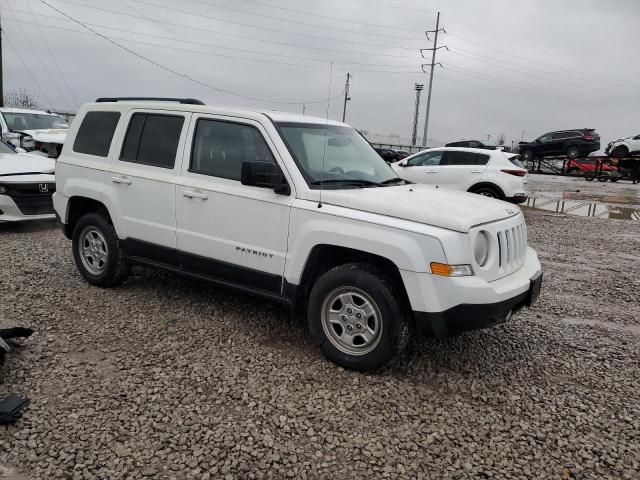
[318,62,333,209]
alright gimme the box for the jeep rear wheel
[307,263,410,372]
[72,213,130,287]
[566,146,580,159]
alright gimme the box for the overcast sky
[2,0,639,148]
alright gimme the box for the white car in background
[0,107,70,158]
[0,140,56,222]
[392,147,528,203]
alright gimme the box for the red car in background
[566,158,621,182]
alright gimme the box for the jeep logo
[38,184,49,193]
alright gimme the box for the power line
[0,29,55,107]
[231,0,426,34]
[5,11,422,70]
[182,0,425,45]
[6,0,70,108]
[24,0,79,107]
[37,0,346,105]
[54,0,421,59]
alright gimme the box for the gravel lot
[1,198,639,479]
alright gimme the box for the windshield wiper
[310,179,383,187]
[379,177,409,185]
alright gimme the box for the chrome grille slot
[491,215,528,278]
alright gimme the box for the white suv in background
[392,147,528,203]
[54,98,542,371]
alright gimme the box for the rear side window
[443,151,489,165]
[189,119,275,180]
[73,111,121,157]
[407,151,443,167]
[120,113,184,168]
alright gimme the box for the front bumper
[415,271,542,337]
[0,194,55,222]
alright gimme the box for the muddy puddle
[525,193,640,221]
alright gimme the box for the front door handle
[470,170,484,173]
[425,170,438,174]
[111,176,132,185]
[183,190,209,200]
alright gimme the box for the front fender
[284,201,450,284]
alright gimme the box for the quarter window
[120,113,184,168]
[190,119,275,180]
[73,111,121,157]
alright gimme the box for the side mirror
[241,161,290,195]
[15,147,27,153]
[398,160,408,167]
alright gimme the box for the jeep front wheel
[307,263,410,372]
[72,213,130,287]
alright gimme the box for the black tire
[598,175,609,182]
[610,178,619,183]
[521,150,533,161]
[72,213,130,287]
[584,173,595,181]
[566,146,580,159]
[471,185,502,199]
[307,263,410,372]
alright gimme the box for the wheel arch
[291,244,411,314]
[64,196,114,239]
[467,182,505,199]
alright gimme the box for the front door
[175,115,293,295]
[395,150,444,185]
[107,109,191,266]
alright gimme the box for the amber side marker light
[430,263,473,277]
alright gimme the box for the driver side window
[408,151,443,167]
[538,135,552,142]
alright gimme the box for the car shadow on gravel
[0,219,58,234]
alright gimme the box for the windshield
[277,122,399,188]
[0,141,16,155]
[2,112,69,131]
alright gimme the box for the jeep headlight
[474,230,490,267]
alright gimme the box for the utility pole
[420,12,446,147]
[302,104,306,115]
[411,83,424,146]
[341,73,351,122]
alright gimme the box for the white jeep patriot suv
[54,97,542,371]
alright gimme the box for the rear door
[106,109,190,266]
[437,150,490,191]
[394,150,444,185]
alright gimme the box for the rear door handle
[470,170,484,173]
[183,190,209,200]
[111,176,132,185]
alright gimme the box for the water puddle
[525,197,640,221]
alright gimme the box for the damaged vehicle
[0,107,70,159]
[0,140,56,222]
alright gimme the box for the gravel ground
[0,206,639,479]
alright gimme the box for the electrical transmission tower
[411,83,424,146]
[420,12,447,147]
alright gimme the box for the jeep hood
[17,128,68,145]
[0,152,55,176]
[319,184,520,233]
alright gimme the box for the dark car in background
[519,129,600,161]
[446,140,510,152]
[374,147,407,163]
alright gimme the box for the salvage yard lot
[1,198,639,478]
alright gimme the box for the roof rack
[95,97,205,105]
